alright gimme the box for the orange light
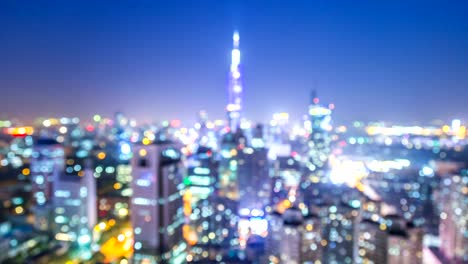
[108,219,116,226]
[113,183,122,190]
[97,152,106,160]
[22,168,30,176]
[4,126,34,137]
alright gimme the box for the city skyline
[1,1,468,124]
[0,2,467,262]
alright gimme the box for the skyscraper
[130,140,186,263]
[386,215,423,264]
[226,31,243,133]
[53,165,96,256]
[438,173,467,263]
[31,138,65,231]
[307,91,333,180]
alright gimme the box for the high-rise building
[357,219,388,264]
[218,130,245,200]
[270,155,302,209]
[226,31,243,133]
[386,215,423,264]
[319,202,359,264]
[301,212,323,263]
[185,146,217,203]
[264,208,322,264]
[237,145,269,216]
[130,141,186,263]
[438,173,467,263]
[53,165,96,253]
[31,138,65,231]
[307,91,333,181]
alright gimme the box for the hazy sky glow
[1,1,467,124]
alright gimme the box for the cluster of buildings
[0,32,466,264]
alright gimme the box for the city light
[0,4,466,264]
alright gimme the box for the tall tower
[227,31,243,132]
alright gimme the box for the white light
[120,143,131,155]
[239,208,250,216]
[231,49,240,66]
[233,32,240,42]
[78,234,91,245]
[233,85,242,92]
[250,218,268,236]
[134,241,142,250]
[421,166,434,176]
[452,119,461,131]
[251,209,263,217]
[43,120,51,127]
[232,71,240,79]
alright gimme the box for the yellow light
[442,125,450,133]
[114,182,122,190]
[142,138,151,145]
[22,168,30,176]
[379,223,387,231]
[15,206,24,214]
[230,149,238,156]
[457,126,466,139]
[311,176,320,183]
[139,149,147,157]
[97,152,106,160]
[118,208,129,217]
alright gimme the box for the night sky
[1,1,467,124]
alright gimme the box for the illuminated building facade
[307,91,333,179]
[130,141,186,263]
[187,197,240,262]
[270,155,302,209]
[319,202,359,264]
[226,31,243,133]
[237,145,269,215]
[31,138,65,231]
[185,146,217,203]
[357,219,388,264]
[386,215,423,264]
[218,131,245,200]
[265,208,322,264]
[53,167,96,251]
[301,213,324,262]
[438,173,467,263]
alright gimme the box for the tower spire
[226,31,243,132]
